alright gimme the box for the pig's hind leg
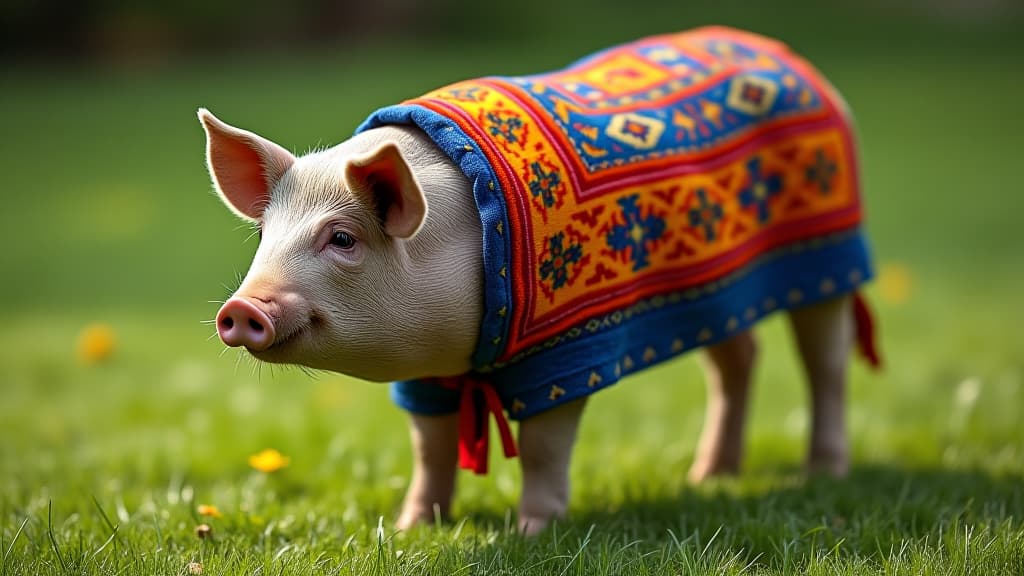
[688,330,759,482]
[396,412,459,530]
[787,295,854,476]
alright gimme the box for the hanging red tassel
[853,292,882,369]
[456,378,518,475]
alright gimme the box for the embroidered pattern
[686,188,724,243]
[525,156,567,216]
[364,26,878,478]
[606,195,667,271]
[738,157,784,224]
[539,232,584,295]
[806,148,838,194]
[389,26,862,362]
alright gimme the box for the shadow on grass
[467,465,1023,561]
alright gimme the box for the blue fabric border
[356,105,511,368]
[392,230,873,420]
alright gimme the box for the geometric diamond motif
[605,113,665,149]
[726,74,779,116]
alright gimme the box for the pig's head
[199,109,483,382]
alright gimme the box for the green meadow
[1,4,1022,574]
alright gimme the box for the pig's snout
[216,297,276,351]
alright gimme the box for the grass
[1,6,1023,574]
[1,293,1021,575]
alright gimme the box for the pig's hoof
[395,505,444,530]
[518,515,553,536]
[806,443,849,478]
[806,456,849,478]
[687,459,739,484]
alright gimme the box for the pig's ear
[344,143,428,239]
[198,108,295,221]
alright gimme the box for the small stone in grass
[195,523,213,540]
[188,561,204,574]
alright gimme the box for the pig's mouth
[250,312,322,360]
[271,326,306,350]
[247,331,304,363]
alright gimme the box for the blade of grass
[89,526,119,562]
[2,516,30,575]
[557,524,595,576]
[47,500,67,573]
[93,496,132,556]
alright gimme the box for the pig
[201,26,879,535]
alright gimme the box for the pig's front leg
[517,397,587,535]
[396,412,459,530]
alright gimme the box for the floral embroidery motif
[738,157,783,223]
[686,188,724,243]
[806,148,838,194]
[539,232,584,293]
[606,194,667,271]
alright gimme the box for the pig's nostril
[222,317,234,329]
[249,318,264,332]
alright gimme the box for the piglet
[201,26,879,535]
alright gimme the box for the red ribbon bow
[453,378,518,474]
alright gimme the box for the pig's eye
[329,230,356,249]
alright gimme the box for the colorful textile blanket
[358,26,875,473]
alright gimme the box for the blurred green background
[0,0,1022,313]
[0,0,1022,572]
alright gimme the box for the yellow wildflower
[197,504,223,518]
[76,323,116,364]
[248,448,290,473]
[877,262,912,305]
